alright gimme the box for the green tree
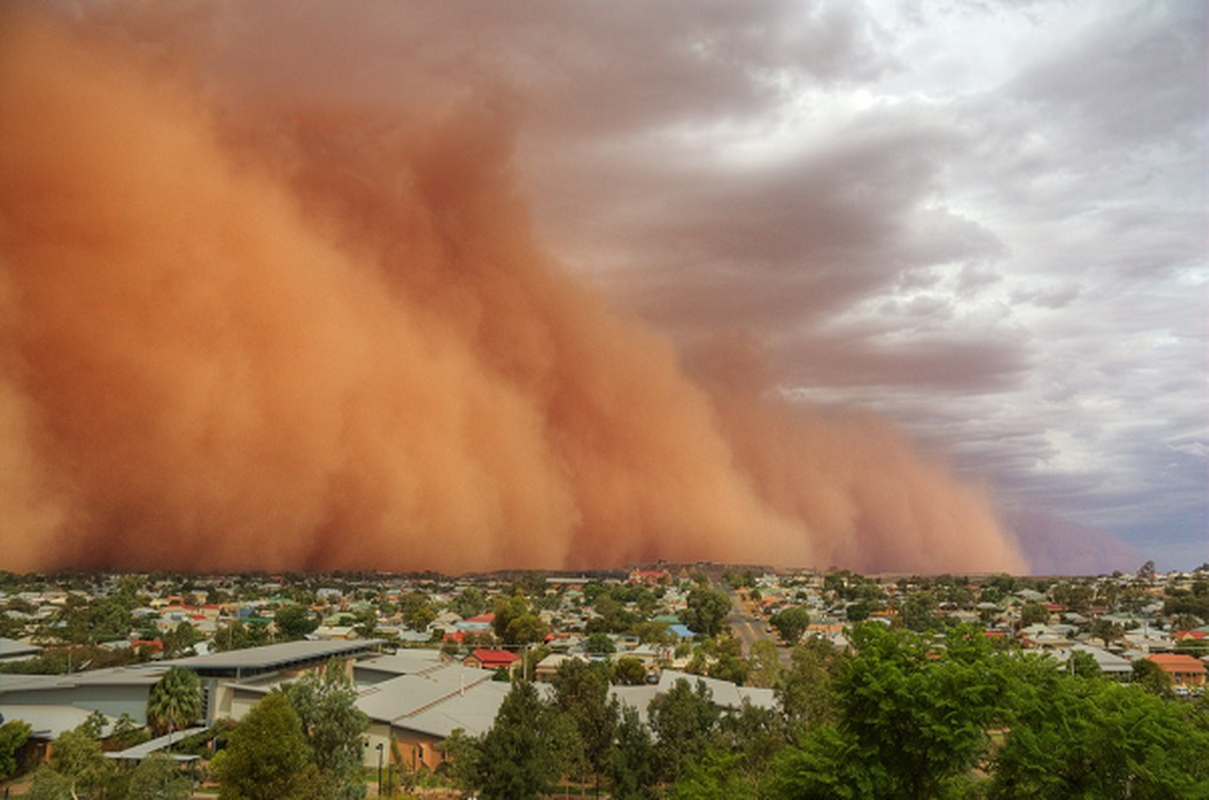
[78,709,107,740]
[632,621,672,647]
[707,636,749,685]
[777,638,838,738]
[47,728,118,799]
[746,640,782,689]
[274,604,319,641]
[450,587,488,619]
[127,754,192,800]
[1020,601,1049,627]
[399,591,437,631]
[1068,650,1100,679]
[162,621,202,659]
[613,656,648,686]
[0,719,31,780]
[1132,658,1174,697]
[682,587,731,638]
[899,591,939,632]
[672,746,758,800]
[583,632,616,655]
[648,678,720,783]
[716,699,786,793]
[1090,618,1123,648]
[472,681,568,799]
[492,596,549,645]
[770,624,1011,798]
[552,658,618,792]
[990,673,1209,798]
[610,704,655,800]
[147,667,202,737]
[279,662,369,799]
[213,692,316,800]
[770,606,811,644]
[25,768,76,800]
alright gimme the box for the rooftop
[160,639,384,678]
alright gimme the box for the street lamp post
[376,742,384,795]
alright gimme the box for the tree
[583,632,616,655]
[777,638,838,738]
[898,591,939,632]
[632,621,672,647]
[1068,650,1101,679]
[716,699,786,793]
[990,673,1209,797]
[707,636,749,685]
[492,596,549,645]
[746,640,782,689]
[610,704,655,800]
[127,754,192,800]
[213,692,316,800]
[399,591,437,631]
[147,667,202,737]
[472,681,568,799]
[613,656,648,686]
[0,719,31,780]
[279,661,369,799]
[672,747,758,800]
[1091,618,1123,648]
[682,587,731,639]
[1020,601,1049,627]
[25,768,76,800]
[46,728,117,799]
[162,621,202,659]
[1132,658,1174,697]
[274,604,319,641]
[648,679,720,783]
[770,606,811,644]
[78,709,107,740]
[450,587,488,619]
[770,624,1012,798]
[552,658,618,792]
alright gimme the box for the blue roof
[669,624,696,639]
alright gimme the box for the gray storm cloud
[0,8,1028,574]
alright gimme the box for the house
[534,653,584,683]
[628,569,671,586]
[354,660,505,772]
[1146,653,1207,687]
[1054,644,1133,680]
[463,649,519,671]
[0,637,41,663]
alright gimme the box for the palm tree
[146,666,202,740]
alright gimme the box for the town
[0,562,1205,797]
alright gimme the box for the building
[462,649,519,672]
[1146,653,1207,688]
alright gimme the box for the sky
[493,0,1208,569]
[0,0,1204,573]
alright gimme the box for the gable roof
[1147,653,1207,673]
[468,649,519,666]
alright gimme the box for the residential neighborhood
[0,562,1205,796]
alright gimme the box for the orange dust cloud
[0,11,1027,574]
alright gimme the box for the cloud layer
[0,9,1027,574]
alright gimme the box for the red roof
[468,649,519,668]
[465,612,495,624]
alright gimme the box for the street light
[376,742,384,795]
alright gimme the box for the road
[719,584,793,666]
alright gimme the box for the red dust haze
[0,11,1027,574]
